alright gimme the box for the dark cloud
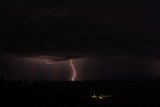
[0,0,158,56]
[0,55,72,81]
[0,1,159,81]
[80,56,159,80]
[0,54,159,81]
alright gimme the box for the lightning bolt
[43,58,77,81]
[43,59,53,64]
[70,59,76,81]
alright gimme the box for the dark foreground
[0,80,160,107]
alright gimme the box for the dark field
[0,80,160,107]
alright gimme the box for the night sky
[0,0,160,81]
[0,54,159,81]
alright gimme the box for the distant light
[99,96,103,99]
[91,94,97,98]
[91,94,113,99]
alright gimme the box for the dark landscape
[0,0,160,107]
[0,79,160,107]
